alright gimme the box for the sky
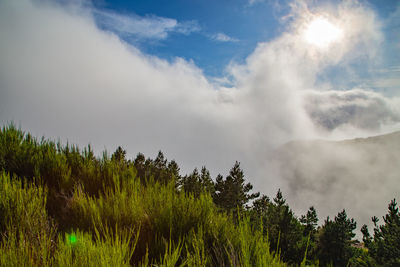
[87,0,400,89]
[1,0,400,232]
[89,0,284,78]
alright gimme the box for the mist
[274,131,400,232]
[1,0,400,232]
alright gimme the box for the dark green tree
[213,161,259,213]
[133,151,179,185]
[154,150,167,170]
[199,166,214,195]
[111,146,127,163]
[300,206,318,238]
[361,224,372,247]
[300,206,319,263]
[317,209,357,266]
[270,190,304,264]
[365,199,400,266]
[250,190,306,264]
[181,167,214,198]
[252,194,270,216]
[133,152,147,182]
[273,189,286,206]
[181,168,202,198]
[300,206,318,235]
[167,160,181,187]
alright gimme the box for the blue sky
[89,0,400,83]
[90,0,285,77]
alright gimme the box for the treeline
[0,124,399,266]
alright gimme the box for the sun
[304,17,343,48]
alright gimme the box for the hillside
[273,131,400,232]
[1,125,399,266]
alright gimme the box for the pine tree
[300,206,319,262]
[111,146,126,163]
[213,161,259,213]
[200,167,214,195]
[167,160,180,187]
[361,224,372,247]
[133,153,147,183]
[251,190,305,264]
[300,206,318,238]
[181,168,202,197]
[252,194,270,215]
[366,199,400,266]
[133,151,179,185]
[317,209,356,266]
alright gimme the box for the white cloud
[93,8,200,40]
[1,0,399,231]
[211,32,238,42]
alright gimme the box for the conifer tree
[111,146,126,163]
[181,168,202,197]
[300,206,318,237]
[251,190,306,264]
[252,194,270,215]
[317,209,356,266]
[213,161,259,213]
[364,199,400,266]
[181,167,214,198]
[167,160,180,186]
[200,166,214,195]
[300,206,319,262]
[133,153,147,182]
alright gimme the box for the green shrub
[0,172,56,266]
[54,228,134,267]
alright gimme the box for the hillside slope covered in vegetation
[0,124,399,266]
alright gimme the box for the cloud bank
[1,0,399,231]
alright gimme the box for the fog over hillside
[273,131,400,231]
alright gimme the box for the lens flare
[68,234,77,244]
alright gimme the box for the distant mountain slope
[273,131,400,232]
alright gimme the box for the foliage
[300,206,319,262]
[317,209,357,266]
[213,161,259,214]
[0,172,56,266]
[54,229,135,267]
[180,167,215,198]
[133,151,181,186]
[0,124,398,266]
[362,199,400,266]
[0,125,285,266]
[251,191,308,265]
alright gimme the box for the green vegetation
[0,124,399,266]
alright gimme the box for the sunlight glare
[304,17,343,48]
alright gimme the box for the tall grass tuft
[54,228,134,267]
[0,172,56,266]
